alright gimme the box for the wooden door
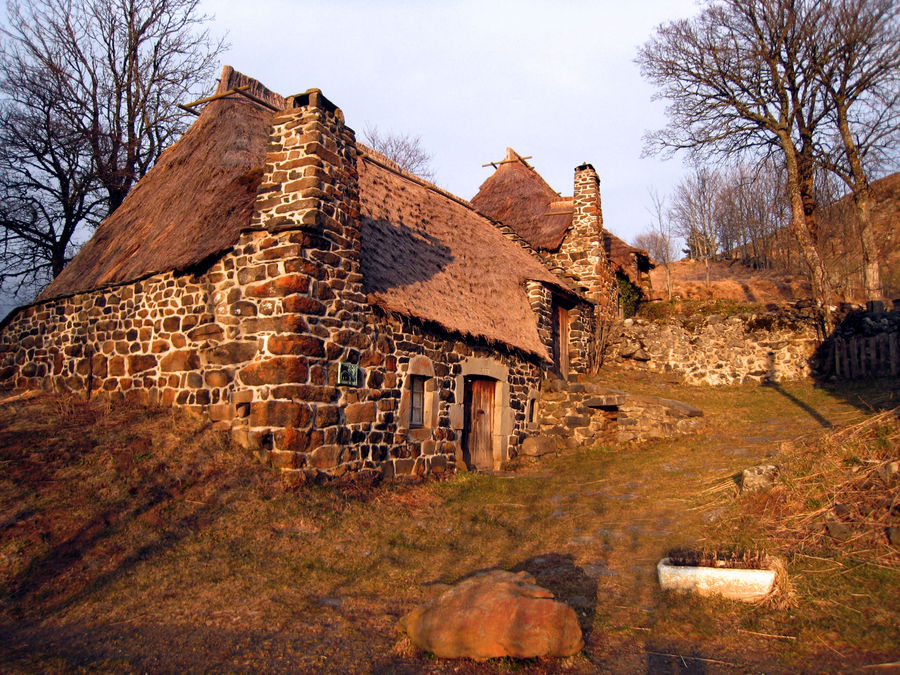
[463,377,495,471]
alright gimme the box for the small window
[410,375,426,428]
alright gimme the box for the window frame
[409,374,426,428]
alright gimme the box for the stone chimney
[251,89,361,283]
[556,163,617,316]
[225,88,370,474]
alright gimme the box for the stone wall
[0,267,226,406]
[525,280,595,376]
[0,262,544,482]
[610,309,821,385]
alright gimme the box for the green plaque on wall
[337,362,359,387]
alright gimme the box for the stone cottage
[472,148,653,307]
[0,67,618,481]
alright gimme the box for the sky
[199,0,700,242]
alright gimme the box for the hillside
[645,172,899,305]
[1,372,898,672]
[647,258,812,304]
[817,172,900,300]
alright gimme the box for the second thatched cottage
[0,67,621,481]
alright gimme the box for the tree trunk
[51,245,67,278]
[836,108,883,301]
[781,136,834,326]
[854,190,882,301]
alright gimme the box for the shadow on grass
[762,379,834,429]
[646,647,710,674]
[0,398,255,625]
[3,484,227,621]
[510,553,598,638]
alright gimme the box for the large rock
[741,465,778,493]
[520,435,557,457]
[398,570,583,660]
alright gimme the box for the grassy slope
[0,371,898,673]
[647,258,813,304]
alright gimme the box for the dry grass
[1,374,898,672]
[648,258,812,304]
[664,547,771,570]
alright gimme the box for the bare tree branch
[363,125,436,182]
[0,0,226,302]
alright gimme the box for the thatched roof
[472,148,654,284]
[35,69,570,358]
[359,148,570,358]
[471,148,571,251]
[38,67,280,301]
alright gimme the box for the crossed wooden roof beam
[178,84,280,116]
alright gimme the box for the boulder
[520,435,557,457]
[398,570,583,660]
[741,465,778,493]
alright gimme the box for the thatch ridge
[39,68,273,301]
[216,65,285,111]
[471,148,572,251]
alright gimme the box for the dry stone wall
[534,379,702,449]
[610,310,821,385]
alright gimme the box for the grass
[0,370,898,672]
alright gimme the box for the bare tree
[635,188,678,299]
[0,0,225,298]
[812,0,900,301]
[670,166,720,288]
[0,65,103,291]
[638,0,836,316]
[716,160,789,269]
[363,125,435,181]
